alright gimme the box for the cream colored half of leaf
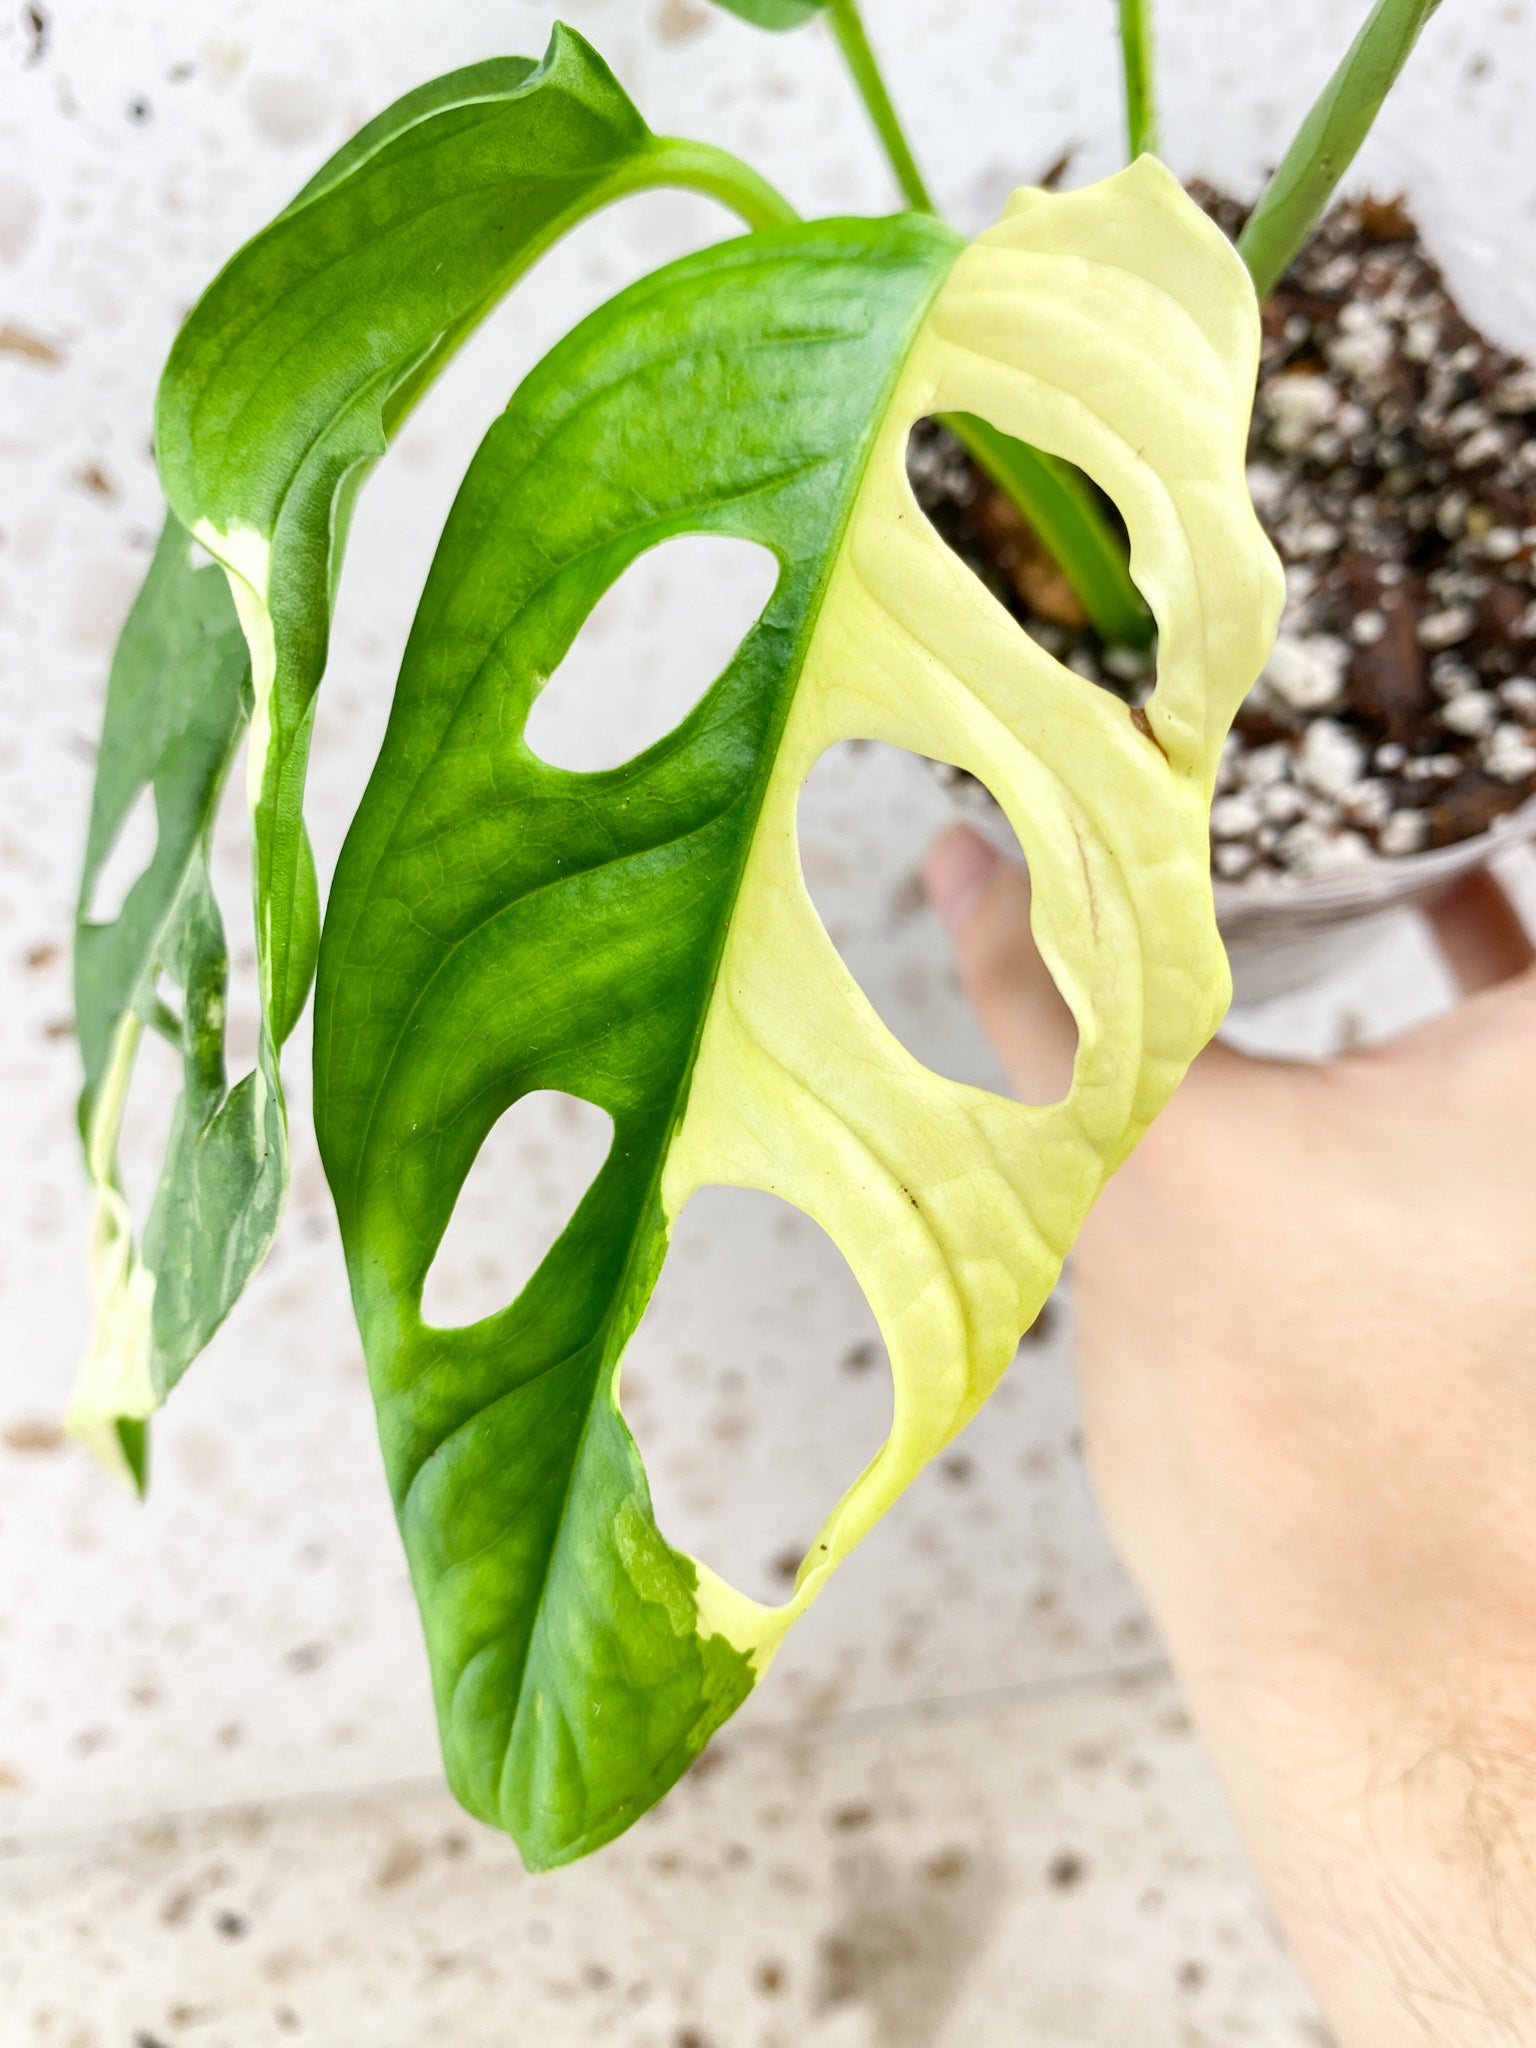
[660,158,1284,1666]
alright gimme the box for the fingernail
[925,825,1002,935]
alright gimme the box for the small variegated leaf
[73,27,795,1453]
[70,517,266,1484]
[315,160,1283,1869]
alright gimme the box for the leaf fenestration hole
[82,780,158,927]
[524,533,779,773]
[906,417,1156,708]
[797,739,1079,1105]
[620,1187,892,1608]
[420,1090,614,1330]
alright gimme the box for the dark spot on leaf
[134,2034,170,2048]
[1130,703,1167,758]
[769,1544,801,1583]
[43,1016,73,1040]
[128,95,152,123]
[284,1641,328,1674]
[24,3,48,63]
[1047,1850,1086,1890]
[214,1910,248,1939]
[73,462,116,499]
[755,1957,785,1995]
[1178,1959,1206,1992]
[675,2030,711,2048]
[581,1961,613,1991]
[830,1803,873,1832]
[24,941,58,969]
[924,1847,970,1884]
[841,1340,878,1375]
[940,1453,973,1486]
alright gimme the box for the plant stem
[648,138,803,231]
[1116,0,1159,159]
[1238,0,1442,299]
[824,0,935,213]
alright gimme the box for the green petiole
[1116,0,1159,160]
[1238,0,1443,298]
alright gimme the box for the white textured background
[2,2,1534,2042]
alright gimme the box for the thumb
[924,824,1078,1104]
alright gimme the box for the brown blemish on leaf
[0,1763,24,1791]
[24,941,59,970]
[73,462,117,499]
[1129,703,1167,759]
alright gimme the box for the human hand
[926,822,1536,2047]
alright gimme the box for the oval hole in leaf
[523,533,779,773]
[620,1187,892,1609]
[906,417,1156,706]
[421,1090,614,1330]
[82,780,158,927]
[797,739,1079,1106]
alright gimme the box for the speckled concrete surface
[1,1673,1329,2048]
[3,0,1533,2039]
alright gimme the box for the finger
[924,824,1078,1103]
[1424,866,1535,999]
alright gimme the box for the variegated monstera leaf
[67,29,793,1480]
[312,159,1280,1867]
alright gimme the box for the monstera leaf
[314,158,1282,1869]
[69,26,793,1459]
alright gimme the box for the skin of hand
[925,823,1536,2048]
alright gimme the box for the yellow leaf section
[660,158,1284,1664]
